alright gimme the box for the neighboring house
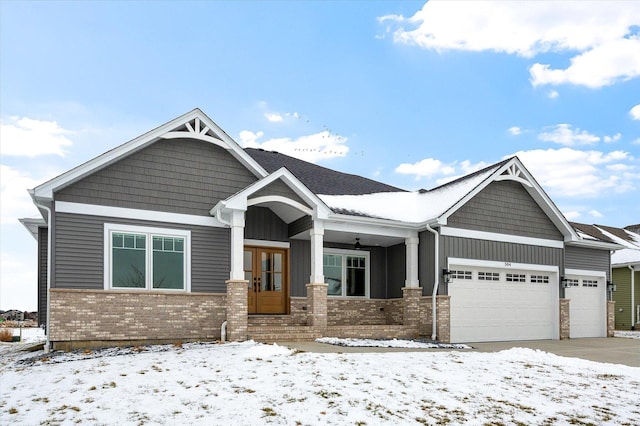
[20,109,621,351]
[571,223,640,330]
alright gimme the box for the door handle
[256,277,261,292]
[253,277,258,292]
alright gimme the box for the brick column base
[402,287,422,334]
[436,296,451,343]
[559,299,570,340]
[306,283,328,329]
[226,280,249,342]
[607,300,616,337]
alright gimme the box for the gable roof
[31,109,268,201]
[245,148,405,195]
[572,222,640,265]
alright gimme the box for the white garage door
[449,263,556,343]
[565,273,606,338]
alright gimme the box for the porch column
[307,222,327,329]
[403,236,421,334]
[226,209,248,341]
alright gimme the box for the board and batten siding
[447,181,563,240]
[245,206,288,242]
[53,212,230,293]
[439,235,564,295]
[612,268,633,330]
[56,138,258,217]
[564,246,611,280]
[38,226,48,327]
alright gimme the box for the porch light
[442,269,452,284]
[607,281,616,292]
[354,238,362,250]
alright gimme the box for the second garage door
[449,262,557,343]
[565,271,606,338]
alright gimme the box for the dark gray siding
[386,244,405,299]
[38,227,48,327]
[439,235,564,294]
[288,216,312,238]
[56,138,258,216]
[419,230,436,296]
[448,181,563,240]
[565,246,611,280]
[245,207,288,241]
[290,239,310,297]
[54,212,230,293]
[251,179,308,207]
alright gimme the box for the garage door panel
[449,266,554,343]
[566,276,606,338]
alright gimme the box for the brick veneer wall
[607,300,615,337]
[559,299,570,339]
[226,280,248,341]
[326,298,403,326]
[419,296,451,343]
[306,283,328,328]
[49,289,226,350]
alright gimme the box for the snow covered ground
[1,337,639,425]
[614,330,640,339]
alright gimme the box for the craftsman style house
[22,109,619,351]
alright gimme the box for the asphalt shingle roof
[245,148,406,196]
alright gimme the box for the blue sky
[1,1,639,310]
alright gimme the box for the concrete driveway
[280,337,640,367]
[471,337,640,367]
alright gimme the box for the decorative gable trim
[32,109,267,201]
[438,157,578,241]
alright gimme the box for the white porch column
[405,236,419,288]
[309,221,325,283]
[229,209,246,281]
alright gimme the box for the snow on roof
[318,163,499,223]
[597,226,640,250]
[612,248,640,265]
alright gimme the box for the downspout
[34,199,52,353]
[630,265,635,328]
[425,224,439,341]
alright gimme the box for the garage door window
[452,270,472,280]
[582,279,598,287]
[506,273,526,283]
[566,278,579,287]
[478,271,500,281]
[530,275,549,284]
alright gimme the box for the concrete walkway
[279,337,640,367]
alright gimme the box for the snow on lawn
[316,337,471,349]
[614,330,640,339]
[1,341,639,425]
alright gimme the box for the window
[451,270,472,280]
[105,224,190,291]
[530,275,549,284]
[323,249,369,297]
[582,279,598,288]
[478,271,500,281]
[506,273,526,283]
[565,278,579,287]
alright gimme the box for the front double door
[244,246,288,314]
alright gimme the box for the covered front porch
[210,168,450,342]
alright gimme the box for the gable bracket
[495,164,533,187]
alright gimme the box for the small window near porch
[323,250,369,298]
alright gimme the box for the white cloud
[0,117,74,157]
[508,126,522,136]
[529,37,640,88]
[380,1,640,88]
[633,138,640,145]
[603,133,622,144]
[630,104,640,120]
[510,147,638,197]
[538,124,600,146]
[238,130,348,163]
[588,210,604,219]
[0,165,42,224]
[562,210,581,221]
[547,90,559,99]
[395,158,455,179]
[264,113,284,122]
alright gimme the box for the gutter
[630,265,636,328]
[425,224,440,341]
[32,196,52,353]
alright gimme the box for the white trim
[248,195,313,216]
[57,201,226,228]
[244,239,290,249]
[104,223,191,292]
[448,257,559,274]
[324,247,370,299]
[324,221,416,239]
[565,268,607,278]
[440,226,564,249]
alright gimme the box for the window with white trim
[323,249,369,297]
[565,278,579,287]
[106,224,190,291]
[582,279,598,288]
[530,275,549,284]
[506,273,526,283]
[451,270,472,280]
[478,271,500,281]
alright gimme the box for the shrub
[0,328,13,342]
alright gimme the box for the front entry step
[247,325,321,342]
